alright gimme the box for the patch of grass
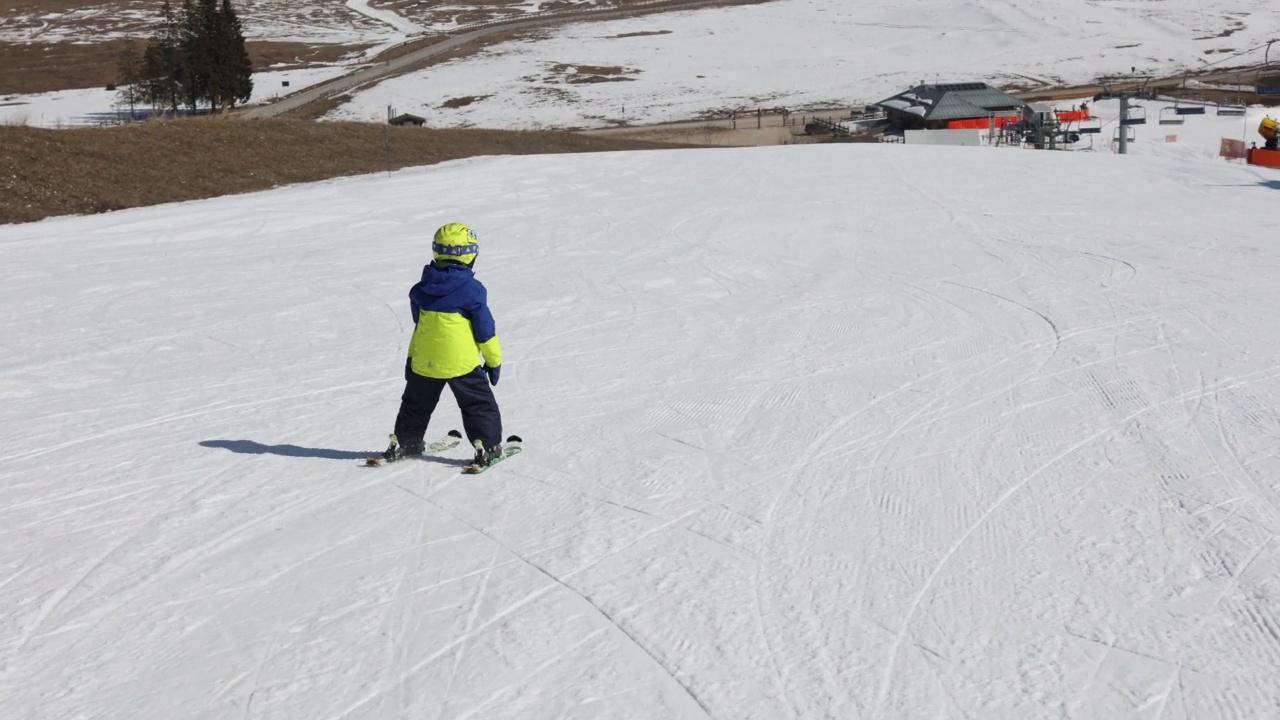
[0,117,689,224]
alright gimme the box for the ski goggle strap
[432,242,479,257]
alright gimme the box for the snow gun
[1260,116,1280,150]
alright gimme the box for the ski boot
[471,439,503,468]
[378,434,425,463]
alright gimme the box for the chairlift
[1113,126,1135,143]
[1217,73,1248,115]
[1159,106,1185,125]
[1077,117,1102,134]
[1257,40,1280,95]
[1120,104,1146,125]
[1173,96,1206,116]
[1217,97,1247,116]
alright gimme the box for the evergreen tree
[178,0,206,112]
[201,0,228,112]
[142,0,253,114]
[143,0,184,113]
[218,0,254,109]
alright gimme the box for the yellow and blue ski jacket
[406,262,503,379]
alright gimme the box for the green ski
[365,430,463,467]
[462,435,523,474]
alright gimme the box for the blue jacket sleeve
[469,281,502,367]
[466,281,497,344]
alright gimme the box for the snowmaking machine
[1247,116,1280,168]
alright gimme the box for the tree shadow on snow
[1259,180,1280,190]
[199,439,371,461]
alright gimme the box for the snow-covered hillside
[3,142,1279,718]
[324,0,1280,129]
[8,0,1280,133]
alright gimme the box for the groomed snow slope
[3,145,1280,719]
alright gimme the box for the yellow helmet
[432,223,479,266]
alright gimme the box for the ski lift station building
[873,82,1028,130]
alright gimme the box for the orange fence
[946,109,1092,130]
[947,116,1020,130]
[1055,109,1091,122]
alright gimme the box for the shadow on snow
[199,440,474,466]
[199,440,370,460]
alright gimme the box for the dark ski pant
[395,366,502,449]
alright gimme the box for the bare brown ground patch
[1196,23,1245,41]
[0,118,696,224]
[6,0,109,11]
[550,64,628,75]
[289,93,349,121]
[538,62,640,84]
[568,75,635,84]
[251,42,373,72]
[609,30,673,38]
[441,95,490,108]
[0,40,370,95]
[0,39,139,95]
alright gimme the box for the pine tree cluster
[117,0,254,116]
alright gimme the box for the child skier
[381,222,504,467]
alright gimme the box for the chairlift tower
[1094,73,1154,155]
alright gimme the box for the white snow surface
[324,0,1280,129]
[4,143,1280,719]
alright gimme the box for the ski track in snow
[3,145,1280,718]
